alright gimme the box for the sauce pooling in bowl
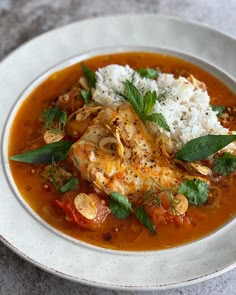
[9,52,236,251]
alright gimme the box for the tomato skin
[144,192,191,227]
[146,204,190,227]
[55,192,110,229]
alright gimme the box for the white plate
[0,15,236,291]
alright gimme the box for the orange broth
[9,52,236,251]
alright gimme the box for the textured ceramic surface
[0,15,236,291]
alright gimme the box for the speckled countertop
[1,0,236,294]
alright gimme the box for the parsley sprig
[118,80,170,132]
[109,192,132,219]
[178,179,209,205]
[134,207,156,234]
[213,152,236,176]
[137,67,160,79]
[109,192,156,234]
[211,105,225,117]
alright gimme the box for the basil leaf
[109,192,132,219]
[80,90,91,104]
[178,179,209,205]
[60,177,79,193]
[134,206,156,234]
[211,105,225,117]
[81,63,96,88]
[138,68,160,79]
[213,152,236,176]
[146,113,171,132]
[10,141,73,164]
[175,135,236,161]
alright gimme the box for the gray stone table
[0,0,236,294]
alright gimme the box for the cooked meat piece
[69,104,200,197]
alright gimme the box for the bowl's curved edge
[1,234,235,291]
[1,45,236,290]
[2,44,236,257]
[0,13,235,66]
[0,14,236,291]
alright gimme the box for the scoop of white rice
[92,64,228,150]
[93,64,158,106]
[152,74,228,149]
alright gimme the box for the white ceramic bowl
[0,15,236,290]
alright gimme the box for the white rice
[93,65,158,106]
[92,64,228,150]
[152,74,228,150]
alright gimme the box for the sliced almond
[105,125,124,161]
[79,77,90,91]
[75,106,103,121]
[190,163,212,176]
[43,131,64,144]
[175,159,212,176]
[172,194,188,215]
[188,74,207,91]
[74,193,97,220]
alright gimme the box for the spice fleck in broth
[9,52,236,250]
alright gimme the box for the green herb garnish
[109,192,132,219]
[80,89,91,104]
[10,141,73,164]
[60,177,79,193]
[178,179,209,205]
[43,107,67,134]
[134,206,156,234]
[109,192,155,233]
[81,63,96,88]
[213,152,236,176]
[47,159,61,191]
[211,105,225,117]
[123,80,144,118]
[143,185,161,207]
[167,193,182,215]
[144,178,180,214]
[175,135,236,161]
[119,80,170,132]
[143,90,158,114]
[137,67,160,79]
[146,113,170,132]
[45,159,79,192]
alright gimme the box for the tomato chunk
[55,192,110,229]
